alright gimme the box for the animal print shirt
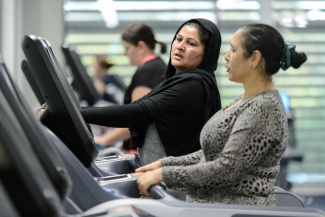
[160,90,288,206]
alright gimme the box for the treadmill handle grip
[149,185,168,199]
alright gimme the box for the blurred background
[1,0,325,208]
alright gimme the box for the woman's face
[171,25,205,73]
[123,40,142,66]
[93,62,103,77]
[224,30,250,83]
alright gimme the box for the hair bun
[291,51,307,69]
[280,43,307,70]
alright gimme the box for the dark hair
[96,55,113,69]
[122,22,167,54]
[239,23,307,75]
[183,22,210,49]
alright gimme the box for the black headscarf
[165,18,222,77]
[129,18,222,156]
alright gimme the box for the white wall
[0,0,64,110]
[0,1,3,54]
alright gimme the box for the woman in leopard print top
[136,23,307,206]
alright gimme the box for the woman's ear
[137,41,149,55]
[250,50,262,68]
[137,40,147,49]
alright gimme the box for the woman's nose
[224,51,229,61]
[176,41,185,51]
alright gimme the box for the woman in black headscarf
[81,18,222,164]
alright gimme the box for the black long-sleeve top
[81,75,211,157]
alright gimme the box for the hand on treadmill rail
[137,168,163,197]
[135,160,162,172]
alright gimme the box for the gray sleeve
[162,98,283,190]
[160,149,203,166]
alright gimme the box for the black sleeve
[80,103,152,128]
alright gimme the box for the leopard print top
[160,90,288,206]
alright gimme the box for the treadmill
[22,35,142,173]
[61,43,123,106]
[1,55,142,210]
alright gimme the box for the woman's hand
[137,168,163,197]
[37,103,47,120]
[93,79,106,94]
[94,135,107,146]
[135,160,162,173]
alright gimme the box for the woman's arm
[80,103,152,128]
[136,150,203,196]
[132,86,152,101]
[160,149,203,166]
[94,128,130,146]
[136,150,202,172]
[94,85,153,146]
